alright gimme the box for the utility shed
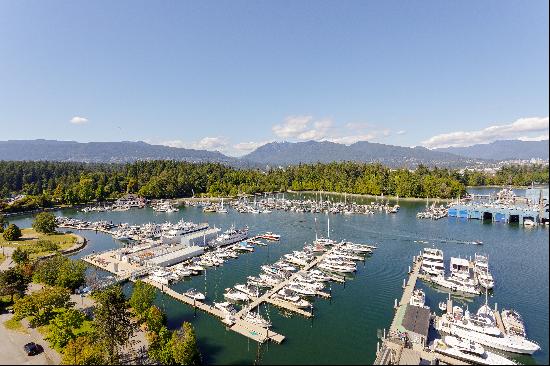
[401,305,431,347]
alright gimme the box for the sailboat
[217,198,228,213]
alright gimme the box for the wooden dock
[389,259,422,333]
[142,278,286,344]
[83,241,354,345]
[235,249,335,319]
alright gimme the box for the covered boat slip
[400,305,431,347]
[448,204,546,224]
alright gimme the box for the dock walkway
[374,258,469,365]
[142,278,286,344]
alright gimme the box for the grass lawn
[0,228,76,259]
[3,318,28,333]
[0,252,4,265]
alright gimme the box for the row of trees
[1,251,201,364]
[1,161,548,211]
[129,280,202,365]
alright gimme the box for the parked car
[23,342,42,356]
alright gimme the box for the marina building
[146,245,204,267]
[448,187,549,224]
[180,227,222,247]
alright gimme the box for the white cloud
[194,136,228,150]
[70,116,88,124]
[272,115,334,141]
[422,116,549,148]
[233,140,270,152]
[328,134,377,145]
[396,130,406,135]
[270,115,399,145]
[272,115,313,138]
[518,134,549,142]
[158,136,229,152]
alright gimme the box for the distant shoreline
[286,190,454,203]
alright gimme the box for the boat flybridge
[421,247,445,277]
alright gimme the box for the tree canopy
[32,212,57,234]
[92,285,134,364]
[2,224,22,241]
[32,255,87,291]
[1,161,545,211]
[129,280,156,319]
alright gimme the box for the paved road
[0,247,15,271]
[0,313,61,365]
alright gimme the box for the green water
[9,191,549,364]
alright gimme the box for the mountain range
[0,140,237,165]
[0,139,547,168]
[435,139,548,161]
[240,141,480,167]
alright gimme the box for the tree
[56,259,87,291]
[47,308,86,348]
[32,212,57,234]
[0,213,7,232]
[0,267,28,301]
[171,322,202,366]
[145,305,166,334]
[129,280,156,319]
[3,224,22,241]
[11,247,29,265]
[92,285,133,364]
[62,335,106,365]
[33,255,86,291]
[147,325,174,364]
[13,286,72,326]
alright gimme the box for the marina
[5,188,548,365]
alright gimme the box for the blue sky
[0,0,548,156]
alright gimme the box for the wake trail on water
[348,226,482,246]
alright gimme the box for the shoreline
[286,190,454,203]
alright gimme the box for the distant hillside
[435,140,549,161]
[0,140,238,164]
[242,140,481,167]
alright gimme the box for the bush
[11,247,29,265]
[3,224,22,241]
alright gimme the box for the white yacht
[184,288,205,301]
[431,274,480,295]
[474,254,495,290]
[273,289,312,309]
[243,311,271,328]
[502,309,526,338]
[318,262,356,274]
[432,336,516,365]
[409,288,427,308]
[421,247,445,277]
[210,227,249,247]
[286,283,317,297]
[436,305,540,355]
[214,301,237,315]
[234,284,261,298]
[224,288,250,302]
